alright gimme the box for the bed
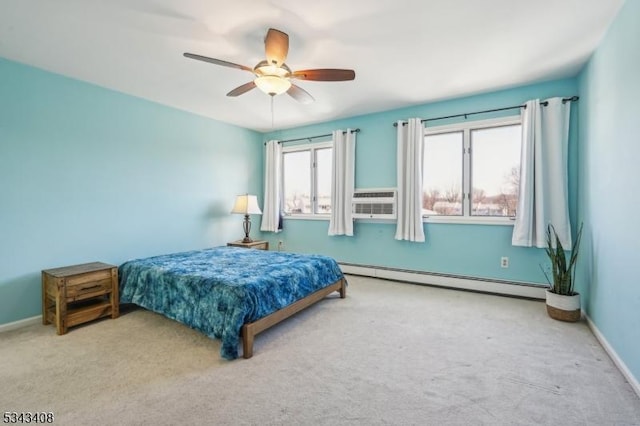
[118,246,346,359]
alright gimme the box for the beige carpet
[1,275,639,425]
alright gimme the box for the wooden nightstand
[42,262,119,335]
[227,240,269,250]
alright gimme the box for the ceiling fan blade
[265,28,289,67]
[291,69,356,81]
[183,53,253,73]
[287,84,314,104]
[227,81,257,97]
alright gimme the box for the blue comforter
[119,246,344,359]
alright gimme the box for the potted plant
[541,222,583,322]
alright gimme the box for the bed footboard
[241,277,346,359]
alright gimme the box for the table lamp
[231,194,263,243]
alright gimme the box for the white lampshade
[231,194,263,215]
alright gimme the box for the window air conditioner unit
[352,189,397,220]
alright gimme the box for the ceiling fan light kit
[184,28,355,103]
[254,61,292,95]
[254,75,291,96]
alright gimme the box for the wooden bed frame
[241,277,346,359]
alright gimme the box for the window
[422,116,522,223]
[470,125,521,217]
[282,141,332,217]
[423,131,463,216]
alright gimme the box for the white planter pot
[546,290,581,322]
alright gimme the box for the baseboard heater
[338,262,546,300]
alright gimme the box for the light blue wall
[263,78,579,284]
[577,0,640,385]
[0,58,262,324]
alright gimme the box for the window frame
[281,140,333,220]
[422,115,522,226]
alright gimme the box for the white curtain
[260,140,282,233]
[512,98,571,248]
[395,118,425,242]
[328,129,356,236]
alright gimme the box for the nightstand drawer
[66,269,112,286]
[66,277,113,301]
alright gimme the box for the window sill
[282,215,515,225]
[422,216,515,226]
[283,215,331,221]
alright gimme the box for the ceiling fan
[183,28,355,104]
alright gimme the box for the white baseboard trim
[585,314,640,399]
[0,315,41,333]
[339,263,546,300]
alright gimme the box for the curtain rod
[264,128,360,145]
[392,96,579,127]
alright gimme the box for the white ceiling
[0,0,624,132]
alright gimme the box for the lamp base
[242,214,253,243]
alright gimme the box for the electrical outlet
[501,257,509,268]
[277,240,284,251]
